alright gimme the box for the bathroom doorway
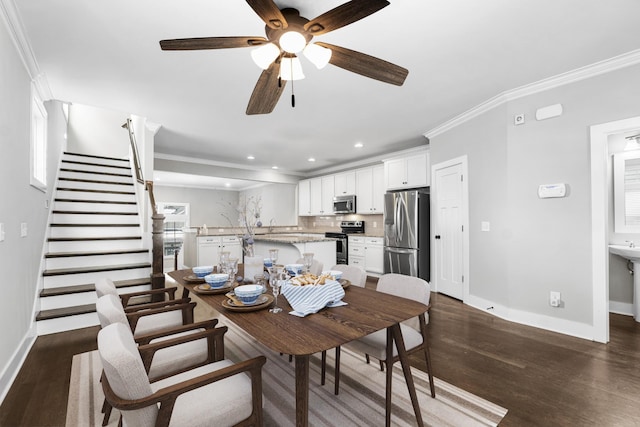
[590,116,640,343]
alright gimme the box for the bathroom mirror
[613,151,640,232]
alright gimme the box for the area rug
[66,319,507,427]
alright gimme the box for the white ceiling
[12,0,640,184]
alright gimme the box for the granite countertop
[253,234,335,244]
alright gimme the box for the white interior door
[433,157,468,300]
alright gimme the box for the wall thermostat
[538,183,567,198]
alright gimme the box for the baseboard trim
[609,300,633,316]
[0,326,37,405]
[465,294,596,341]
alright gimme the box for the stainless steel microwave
[333,195,356,214]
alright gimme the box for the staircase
[36,152,153,335]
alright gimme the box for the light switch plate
[481,221,490,232]
[20,222,28,237]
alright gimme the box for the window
[30,87,47,191]
[157,202,190,256]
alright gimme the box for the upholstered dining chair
[334,273,436,399]
[95,277,179,307]
[98,322,266,427]
[295,258,324,276]
[320,264,368,390]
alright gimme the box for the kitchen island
[253,234,336,269]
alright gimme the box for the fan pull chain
[290,58,295,108]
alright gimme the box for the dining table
[168,267,428,427]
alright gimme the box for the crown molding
[0,0,53,100]
[424,49,640,139]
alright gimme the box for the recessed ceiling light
[247,155,255,160]
[354,142,364,148]
[272,166,278,169]
[308,157,316,162]
[225,182,231,187]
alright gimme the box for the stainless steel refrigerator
[383,189,430,281]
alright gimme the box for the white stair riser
[62,153,130,166]
[58,170,133,184]
[49,226,141,238]
[47,239,143,252]
[43,268,151,288]
[53,201,138,213]
[57,180,135,192]
[37,312,99,336]
[52,213,140,224]
[55,190,136,203]
[40,283,152,310]
[45,252,150,270]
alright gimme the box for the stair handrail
[123,118,144,185]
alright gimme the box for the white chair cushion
[147,329,209,381]
[96,294,128,328]
[151,360,254,427]
[331,264,367,287]
[134,310,185,337]
[95,278,118,298]
[98,323,157,427]
[344,324,423,360]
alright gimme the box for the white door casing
[432,156,469,301]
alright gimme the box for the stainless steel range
[325,221,365,265]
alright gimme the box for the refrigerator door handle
[386,247,416,254]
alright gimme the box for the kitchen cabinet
[298,179,312,216]
[307,176,335,215]
[348,235,383,274]
[334,171,356,196]
[197,235,242,266]
[356,164,384,214]
[384,151,430,190]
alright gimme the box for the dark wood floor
[1,289,640,426]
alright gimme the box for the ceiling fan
[159,0,408,115]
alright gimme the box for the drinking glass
[228,258,239,283]
[268,248,279,265]
[303,252,314,274]
[218,251,230,274]
[268,264,284,313]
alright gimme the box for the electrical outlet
[550,291,561,307]
[481,221,490,232]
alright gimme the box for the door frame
[590,115,640,343]
[431,155,470,301]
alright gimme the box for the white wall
[67,103,129,158]
[153,186,240,228]
[430,63,640,338]
[240,183,298,228]
[0,17,67,400]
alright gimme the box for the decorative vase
[243,255,263,286]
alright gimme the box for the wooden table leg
[294,354,310,427]
[391,323,424,427]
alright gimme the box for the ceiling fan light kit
[160,0,408,115]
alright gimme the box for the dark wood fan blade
[315,42,408,86]
[160,36,268,50]
[246,0,288,29]
[246,61,287,115]
[304,0,389,36]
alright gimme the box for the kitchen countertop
[253,234,335,244]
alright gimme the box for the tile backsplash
[298,214,383,236]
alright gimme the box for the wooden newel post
[147,180,165,302]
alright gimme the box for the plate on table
[339,279,351,289]
[192,282,233,294]
[222,294,274,312]
[184,274,205,283]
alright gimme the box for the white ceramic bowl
[234,284,263,304]
[204,273,229,288]
[285,264,304,276]
[322,270,343,281]
[193,265,214,278]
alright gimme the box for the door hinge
[461,225,464,232]
[462,275,464,283]
[461,175,464,182]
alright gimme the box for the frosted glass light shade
[279,31,306,53]
[251,43,280,69]
[280,57,305,81]
[303,43,332,69]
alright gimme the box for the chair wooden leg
[289,354,293,363]
[365,354,370,364]
[102,399,112,426]
[385,329,393,427]
[321,350,327,385]
[334,346,341,395]
[379,359,384,371]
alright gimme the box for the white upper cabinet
[320,175,335,215]
[356,164,384,214]
[384,150,430,190]
[334,171,356,196]
[298,179,312,216]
